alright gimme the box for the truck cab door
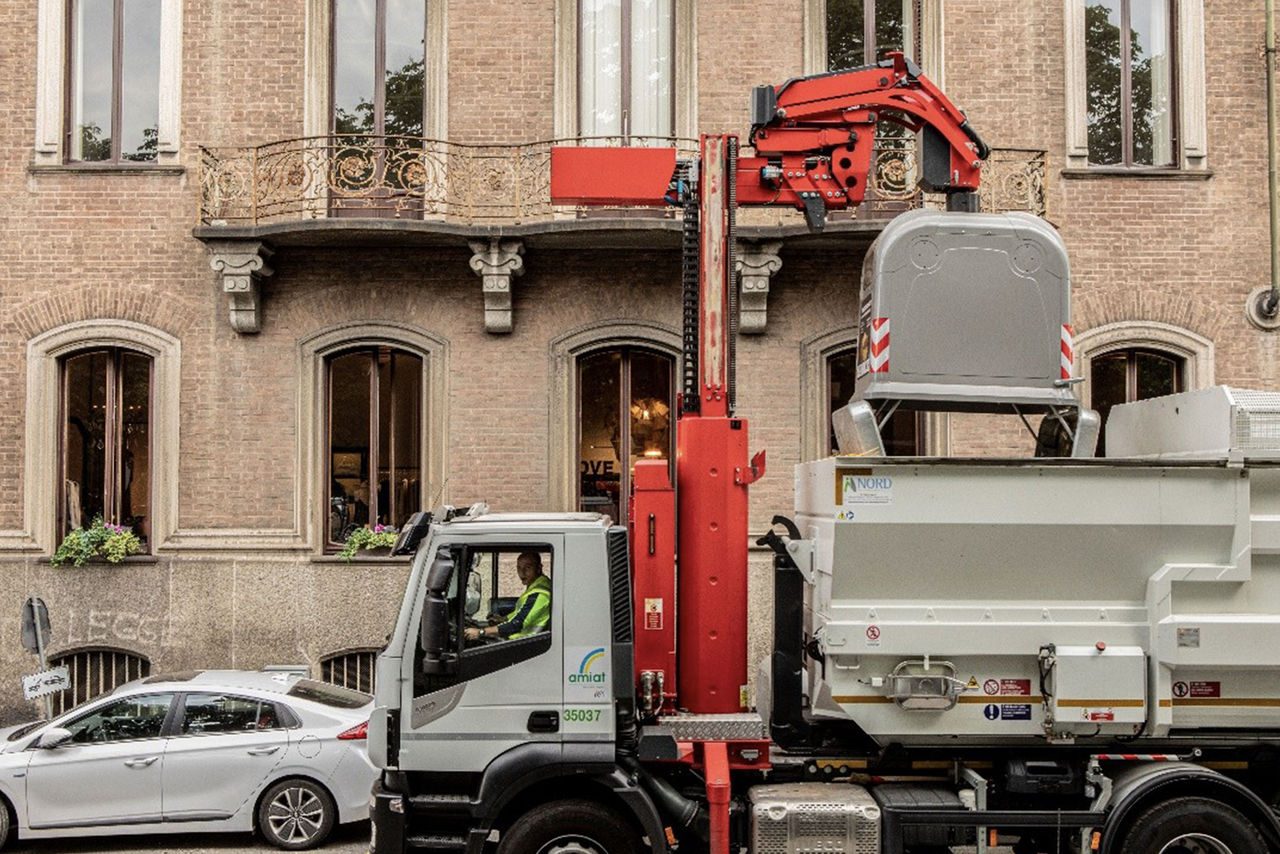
[403,535,565,773]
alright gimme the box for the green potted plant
[51,518,143,567]
[337,523,399,562]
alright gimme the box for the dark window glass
[61,349,152,546]
[579,0,674,139]
[65,693,172,744]
[1086,0,1175,167]
[828,348,920,455]
[1091,347,1183,453]
[327,347,423,546]
[68,0,161,162]
[332,0,426,136]
[577,348,674,521]
[181,694,279,735]
[827,0,916,69]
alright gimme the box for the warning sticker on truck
[1001,704,1032,721]
[644,598,663,631]
[1172,680,1220,699]
[983,678,1031,696]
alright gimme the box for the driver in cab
[464,552,550,642]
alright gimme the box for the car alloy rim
[1158,833,1235,854]
[267,786,325,844]
[538,835,609,854]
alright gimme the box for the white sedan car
[0,670,376,850]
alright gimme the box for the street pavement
[5,821,369,853]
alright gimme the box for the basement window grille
[48,647,151,716]
[320,649,379,694]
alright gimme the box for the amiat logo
[568,647,607,684]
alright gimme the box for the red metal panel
[676,416,750,713]
[549,147,677,206]
[629,460,677,716]
[699,741,732,854]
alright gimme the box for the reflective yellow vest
[501,574,552,640]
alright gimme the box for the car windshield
[285,679,370,709]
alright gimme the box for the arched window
[577,347,675,522]
[827,346,920,455]
[48,647,151,715]
[60,348,153,547]
[326,346,423,547]
[321,648,379,694]
[1090,347,1184,454]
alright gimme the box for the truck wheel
[497,800,644,854]
[1119,797,1266,854]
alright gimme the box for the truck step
[406,833,467,850]
[408,793,473,814]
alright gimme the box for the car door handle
[527,711,559,733]
[247,746,281,756]
[123,756,159,768]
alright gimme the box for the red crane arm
[738,53,988,224]
[549,52,988,229]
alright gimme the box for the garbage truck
[365,57,1280,854]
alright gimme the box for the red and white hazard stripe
[870,317,890,374]
[1091,754,1184,762]
[1060,324,1074,381]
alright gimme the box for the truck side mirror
[420,593,455,675]
[420,547,458,676]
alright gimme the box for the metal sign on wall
[22,667,70,701]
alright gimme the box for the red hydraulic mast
[551,53,987,717]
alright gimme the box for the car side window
[181,694,280,735]
[461,547,553,651]
[64,694,174,744]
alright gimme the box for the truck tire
[497,799,645,854]
[1118,797,1267,854]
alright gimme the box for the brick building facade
[0,0,1270,718]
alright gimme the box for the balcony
[195,135,1047,248]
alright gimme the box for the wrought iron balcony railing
[197,135,1046,228]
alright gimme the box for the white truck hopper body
[794,389,1280,745]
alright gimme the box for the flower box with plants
[51,518,143,567]
[337,524,399,561]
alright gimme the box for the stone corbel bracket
[208,240,275,334]
[736,240,783,334]
[469,239,525,333]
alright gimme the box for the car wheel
[0,797,10,850]
[257,778,336,851]
[1119,797,1267,854]
[497,799,644,854]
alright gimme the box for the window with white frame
[805,0,942,79]
[1066,0,1206,169]
[579,0,675,139]
[34,0,181,166]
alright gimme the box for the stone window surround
[304,324,450,553]
[800,326,949,461]
[34,0,183,167]
[302,0,449,140]
[548,321,682,512]
[1072,320,1214,408]
[553,0,697,139]
[161,323,449,553]
[1063,0,1207,171]
[12,320,181,556]
[803,0,946,84]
